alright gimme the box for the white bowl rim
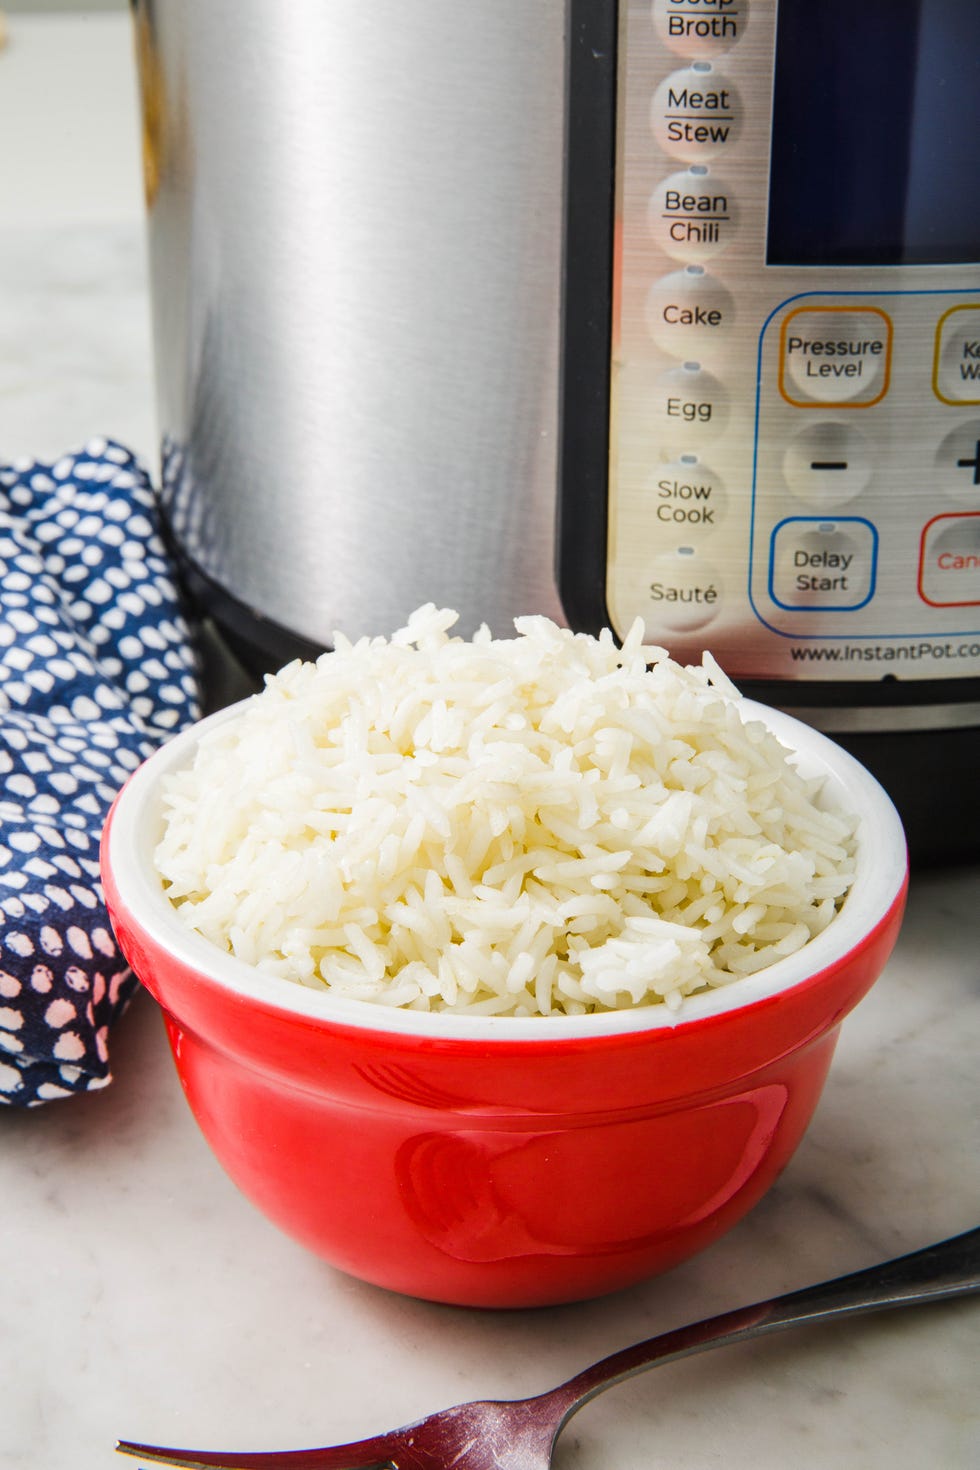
[104,697,908,1042]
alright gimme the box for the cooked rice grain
[154,607,857,1015]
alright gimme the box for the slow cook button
[647,456,727,533]
[655,362,728,447]
[918,513,980,607]
[644,267,735,355]
[779,307,892,406]
[651,64,742,162]
[648,167,736,263]
[652,0,748,59]
[647,547,722,631]
[769,517,878,611]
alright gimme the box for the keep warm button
[769,517,878,611]
[918,513,980,607]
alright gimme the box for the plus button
[957,439,980,484]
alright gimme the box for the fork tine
[115,1433,397,1470]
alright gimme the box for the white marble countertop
[1,13,978,1470]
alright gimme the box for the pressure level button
[645,268,735,355]
[779,307,892,407]
[652,0,748,59]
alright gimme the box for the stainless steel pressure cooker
[133,0,980,859]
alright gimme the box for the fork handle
[546,1225,980,1422]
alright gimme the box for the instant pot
[133,0,980,861]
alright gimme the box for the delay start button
[918,513,980,607]
[769,517,878,611]
[779,307,892,407]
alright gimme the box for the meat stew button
[651,64,742,161]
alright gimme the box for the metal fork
[117,1225,980,1470]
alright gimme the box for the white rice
[154,607,857,1016]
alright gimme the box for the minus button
[784,422,873,507]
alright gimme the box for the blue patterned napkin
[0,439,201,1106]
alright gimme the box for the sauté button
[652,0,748,60]
[646,546,723,631]
[918,513,980,607]
[651,64,742,161]
[648,167,736,263]
[644,267,735,355]
[769,518,877,611]
[779,307,892,407]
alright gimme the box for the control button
[655,362,728,448]
[934,421,980,500]
[647,546,722,631]
[648,456,726,533]
[644,267,735,355]
[769,518,877,611]
[651,64,742,161]
[918,513,980,607]
[779,307,892,407]
[782,421,874,507]
[652,0,747,59]
[933,305,980,405]
[648,167,736,263]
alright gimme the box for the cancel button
[918,513,980,607]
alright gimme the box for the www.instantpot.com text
[790,641,980,664]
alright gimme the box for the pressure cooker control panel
[569,0,980,684]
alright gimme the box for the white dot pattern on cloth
[0,439,202,1106]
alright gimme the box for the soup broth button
[652,0,749,59]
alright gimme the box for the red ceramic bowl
[102,701,907,1309]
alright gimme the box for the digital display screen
[767,0,980,266]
